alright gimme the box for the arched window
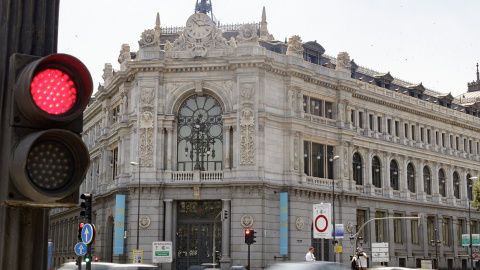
[453,172,460,199]
[353,153,363,185]
[390,160,399,190]
[424,167,431,195]
[372,156,381,188]
[407,163,415,193]
[439,169,446,197]
[177,94,223,171]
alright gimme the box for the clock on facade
[186,13,214,39]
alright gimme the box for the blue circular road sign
[74,242,87,256]
[81,223,94,244]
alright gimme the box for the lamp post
[330,155,340,262]
[431,228,441,269]
[469,176,477,270]
[130,161,141,250]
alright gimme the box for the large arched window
[439,169,446,197]
[372,156,381,188]
[424,167,431,195]
[177,94,223,171]
[407,163,415,193]
[390,160,399,190]
[353,153,363,185]
[453,172,460,199]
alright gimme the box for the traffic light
[77,222,84,241]
[4,53,92,207]
[251,229,257,244]
[221,209,229,220]
[245,229,251,244]
[84,254,92,263]
[95,257,99,262]
[80,193,92,219]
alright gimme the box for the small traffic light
[3,53,92,207]
[77,222,84,241]
[221,209,229,220]
[245,229,251,244]
[251,229,257,244]
[95,257,99,262]
[80,193,92,219]
[84,254,92,263]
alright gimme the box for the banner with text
[114,194,126,254]
[280,192,288,255]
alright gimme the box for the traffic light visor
[10,129,89,202]
[16,54,92,124]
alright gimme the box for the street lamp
[130,161,141,250]
[330,155,340,262]
[469,176,477,270]
[430,228,441,269]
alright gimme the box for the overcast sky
[58,0,479,97]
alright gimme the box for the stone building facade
[49,6,480,270]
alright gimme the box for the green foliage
[472,181,480,210]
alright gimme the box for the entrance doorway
[176,201,222,270]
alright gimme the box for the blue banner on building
[280,192,288,255]
[114,194,126,254]
[47,241,53,270]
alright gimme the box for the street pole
[331,155,339,262]
[130,162,141,251]
[469,176,478,270]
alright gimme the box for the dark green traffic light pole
[0,1,59,269]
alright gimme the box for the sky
[58,0,480,97]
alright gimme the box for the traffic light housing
[80,193,92,219]
[84,254,92,263]
[245,229,251,244]
[3,53,92,207]
[77,222,84,241]
[221,209,229,220]
[245,229,257,245]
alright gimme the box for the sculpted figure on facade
[297,91,303,112]
[141,88,155,105]
[228,37,237,48]
[102,63,113,81]
[138,29,160,48]
[236,24,259,44]
[118,44,131,64]
[288,88,295,110]
[336,51,352,70]
[286,35,304,56]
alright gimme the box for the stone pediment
[374,72,394,82]
[407,82,425,92]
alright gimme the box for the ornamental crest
[165,13,234,59]
[138,29,160,48]
[141,88,155,104]
[286,35,304,56]
[336,52,352,70]
[237,24,259,43]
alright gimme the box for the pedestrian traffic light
[78,222,84,241]
[80,193,92,219]
[3,53,92,207]
[221,209,229,220]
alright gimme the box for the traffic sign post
[74,242,87,256]
[153,242,173,263]
[372,242,389,263]
[313,203,331,239]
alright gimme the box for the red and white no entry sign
[315,215,328,232]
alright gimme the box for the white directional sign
[74,242,87,256]
[372,242,389,262]
[153,241,173,263]
[81,223,94,244]
[313,203,331,239]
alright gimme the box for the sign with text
[133,250,143,264]
[114,194,126,254]
[313,203,331,239]
[462,234,480,246]
[372,242,389,262]
[153,242,172,263]
[279,192,288,255]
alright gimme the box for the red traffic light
[15,53,92,127]
[245,229,251,235]
[95,257,99,262]
[79,223,84,229]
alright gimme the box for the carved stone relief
[139,87,155,167]
[293,136,299,170]
[286,35,304,56]
[336,52,352,70]
[141,88,155,104]
[240,83,255,166]
[138,29,160,48]
[118,43,131,64]
[241,215,253,228]
[236,24,259,44]
[139,215,151,229]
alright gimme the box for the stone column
[365,148,374,195]
[166,128,173,171]
[163,199,173,270]
[447,165,456,204]
[433,162,441,203]
[383,152,392,197]
[224,126,230,169]
[221,199,231,266]
[417,159,426,201]
[401,155,409,199]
